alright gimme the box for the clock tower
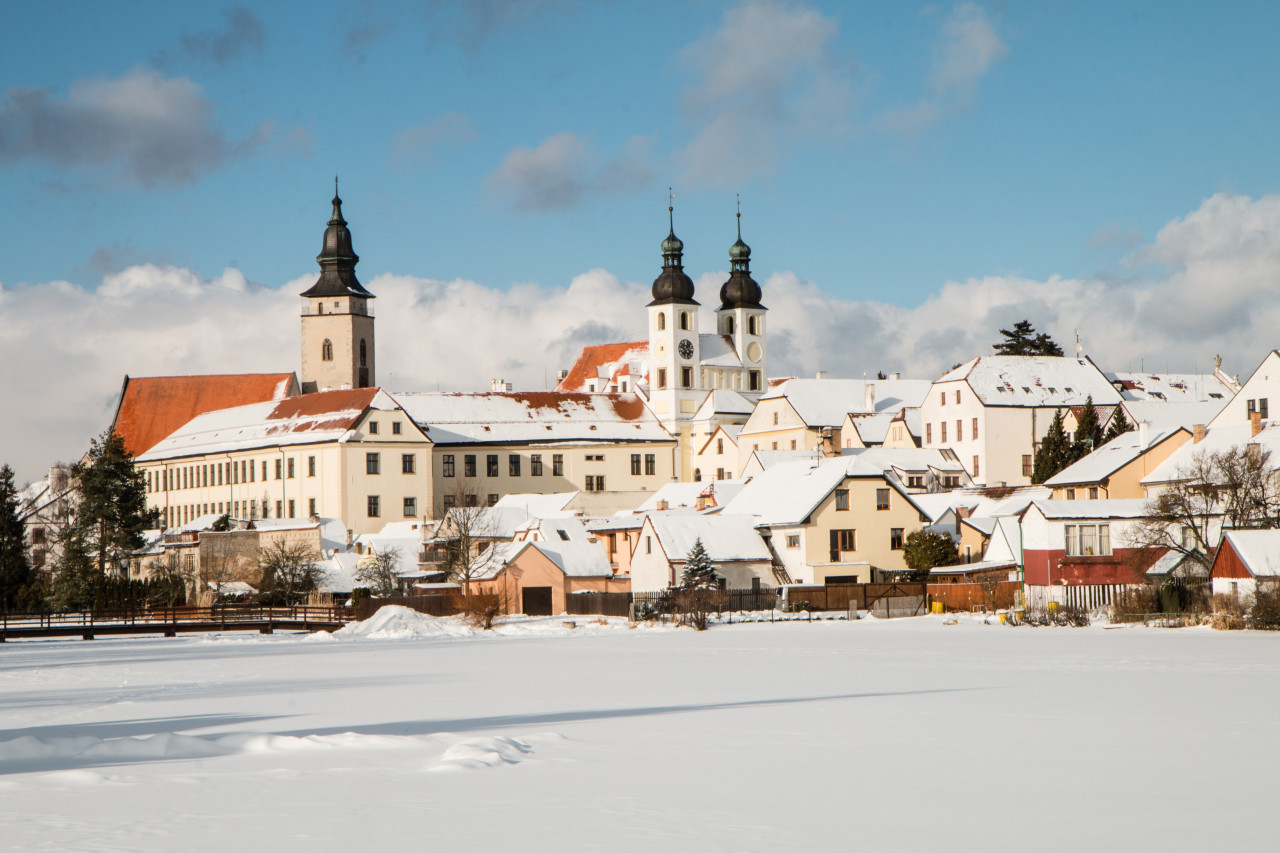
[647,200,702,432]
[715,204,767,399]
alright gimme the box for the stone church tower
[300,182,376,393]
[646,204,701,428]
[716,207,767,397]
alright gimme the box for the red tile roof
[111,373,298,457]
[556,341,647,392]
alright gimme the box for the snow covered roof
[1044,426,1187,487]
[844,412,900,445]
[137,388,398,462]
[636,480,748,511]
[450,506,536,540]
[906,486,1051,523]
[505,539,615,577]
[1219,530,1280,578]
[644,512,771,562]
[1029,499,1150,520]
[929,560,1015,576]
[693,389,755,421]
[1145,549,1201,577]
[699,334,743,368]
[393,391,674,445]
[493,492,579,518]
[1141,423,1280,486]
[747,449,823,470]
[938,356,1121,407]
[724,455,911,526]
[111,372,298,457]
[555,341,649,393]
[758,378,931,426]
[1122,401,1227,433]
[1106,372,1235,403]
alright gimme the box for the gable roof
[693,389,755,422]
[757,378,931,427]
[636,480,748,511]
[506,539,616,577]
[1027,499,1149,520]
[1106,372,1235,403]
[1122,400,1228,433]
[393,391,674,444]
[136,387,394,461]
[1217,530,1280,578]
[938,356,1121,407]
[1043,426,1187,487]
[723,454,926,526]
[112,373,298,457]
[556,341,649,393]
[644,512,771,562]
[1141,423,1280,486]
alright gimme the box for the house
[629,511,773,592]
[1209,350,1280,430]
[910,484,1049,564]
[393,391,677,515]
[1044,424,1191,500]
[1106,370,1237,404]
[921,355,1123,486]
[1209,530,1280,600]
[475,534,628,616]
[840,409,923,450]
[135,388,431,536]
[17,465,75,573]
[692,423,743,483]
[1139,421,1280,499]
[635,479,748,512]
[1020,499,1154,608]
[586,515,645,576]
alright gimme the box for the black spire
[649,188,697,306]
[719,196,763,310]
[300,177,374,299]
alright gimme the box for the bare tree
[434,480,503,599]
[150,550,196,606]
[355,546,403,596]
[257,540,322,605]
[1128,446,1280,576]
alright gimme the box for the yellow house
[1044,425,1191,500]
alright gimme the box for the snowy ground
[2,608,1277,852]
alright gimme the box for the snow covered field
[2,609,1277,852]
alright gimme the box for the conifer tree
[73,428,158,575]
[0,464,35,610]
[1073,396,1104,456]
[1032,410,1074,484]
[1104,407,1134,444]
[993,320,1064,356]
[680,538,718,590]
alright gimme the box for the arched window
[693,468,702,482]
[321,339,333,361]
[748,315,759,335]
[725,316,734,335]
[359,339,367,368]
[657,312,666,331]
[680,311,690,331]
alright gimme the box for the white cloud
[675,1,852,187]
[392,112,478,166]
[5,193,1280,485]
[486,132,654,211]
[881,2,1008,134]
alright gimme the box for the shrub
[1250,587,1280,630]
[461,592,504,630]
[1112,586,1160,620]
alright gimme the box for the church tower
[716,202,766,397]
[647,200,701,427]
[300,181,376,394]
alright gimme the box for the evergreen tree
[1103,407,1134,444]
[1032,410,1074,484]
[1073,396,1104,456]
[680,538,718,590]
[902,529,960,581]
[51,522,100,611]
[0,464,35,610]
[73,428,158,575]
[993,320,1064,356]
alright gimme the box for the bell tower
[647,195,701,428]
[300,179,376,393]
[716,199,766,397]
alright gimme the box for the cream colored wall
[430,441,677,518]
[801,478,924,583]
[692,429,738,482]
[629,519,675,592]
[300,295,375,392]
[597,527,640,575]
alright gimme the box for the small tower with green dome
[716,198,767,395]
[647,192,703,429]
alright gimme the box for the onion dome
[300,177,374,299]
[648,202,697,306]
[719,207,764,309]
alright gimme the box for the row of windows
[151,451,420,494]
[441,493,500,509]
[366,496,418,518]
[924,419,980,444]
[365,453,417,475]
[832,488,892,511]
[939,389,963,406]
[655,366,761,392]
[320,337,371,367]
[657,310,764,336]
[364,420,402,435]
[692,467,731,482]
[439,453,657,478]
[162,495,321,527]
[1064,523,1111,556]
[826,528,906,561]
[1063,487,1101,500]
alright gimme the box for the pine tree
[51,522,100,611]
[1032,410,1074,484]
[902,528,960,581]
[680,538,718,590]
[73,428,158,575]
[1073,396,1104,456]
[1104,407,1134,444]
[993,320,1064,356]
[0,464,35,610]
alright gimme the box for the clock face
[678,338,694,360]
[747,342,762,363]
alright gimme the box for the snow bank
[334,605,480,640]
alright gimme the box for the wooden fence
[351,594,464,621]
[566,592,633,618]
[786,583,927,612]
[926,581,1022,613]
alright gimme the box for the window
[402,454,416,474]
[646,535,652,555]
[287,458,295,479]
[693,468,702,481]
[1089,487,1099,500]
[556,528,570,541]
[288,499,296,519]
[1263,399,1271,418]
[360,339,368,368]
[1022,455,1033,477]
[725,316,735,335]
[368,420,379,435]
[834,489,849,510]
[876,489,890,510]
[717,468,726,480]
[308,498,316,518]
[645,454,656,475]
[464,455,476,477]
[772,441,778,450]
[656,312,666,331]
[681,366,692,388]
[322,338,333,361]
[955,390,961,405]
[275,459,283,479]
[657,368,667,389]
[972,418,979,440]
[631,454,641,475]
[487,455,499,477]
[367,495,380,517]
[908,475,923,488]
[749,371,760,391]
[531,454,543,476]
[1064,523,1111,556]
[680,311,690,331]
[308,456,316,477]
[404,497,417,517]
[890,528,904,550]
[585,475,605,491]
[1066,488,1076,500]
[940,392,946,406]
[773,411,779,426]
[553,454,564,476]
[443,495,456,509]
[829,529,856,561]
[717,438,724,455]
[787,535,800,549]
[443,455,455,477]
[956,420,962,441]
[926,424,932,444]
[748,315,759,335]
[487,494,498,506]
[366,453,380,475]
[973,456,979,477]
[509,455,520,477]
[392,421,401,435]
[276,500,283,518]
[790,440,797,450]
[940,422,947,442]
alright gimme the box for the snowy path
[1,613,1276,852]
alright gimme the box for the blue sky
[6,1,1280,299]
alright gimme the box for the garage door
[522,586,553,616]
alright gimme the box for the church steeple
[649,191,697,306]
[301,177,373,300]
[719,197,764,310]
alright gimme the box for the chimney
[865,384,876,412]
[815,370,827,380]
[345,528,353,548]
[491,378,513,392]
[556,369,569,383]
[695,495,707,511]
[890,372,901,380]
[657,499,669,511]
[1139,420,1149,449]
[1252,411,1263,437]
[1193,423,1206,443]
